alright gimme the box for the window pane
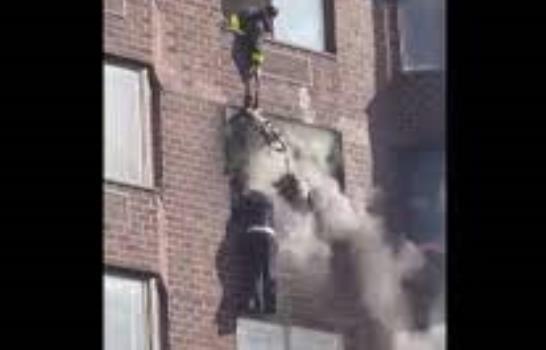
[104,64,148,185]
[273,0,325,51]
[103,275,148,350]
[398,0,445,70]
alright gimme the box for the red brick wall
[368,0,445,149]
[103,0,442,349]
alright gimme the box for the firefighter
[224,4,279,110]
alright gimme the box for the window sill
[219,27,337,61]
[104,178,159,194]
[265,38,337,61]
[399,66,445,74]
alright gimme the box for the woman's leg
[264,235,277,313]
[243,77,252,109]
[246,233,262,312]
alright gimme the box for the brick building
[103,0,445,349]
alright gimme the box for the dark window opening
[397,0,445,71]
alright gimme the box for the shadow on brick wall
[366,0,404,247]
[366,1,446,339]
[366,1,445,247]
[215,174,255,335]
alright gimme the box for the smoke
[305,171,420,332]
[236,120,444,349]
[394,323,446,350]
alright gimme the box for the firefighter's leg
[244,66,256,111]
[254,66,261,110]
[243,62,253,109]
[233,40,253,109]
[243,77,252,109]
[251,50,265,109]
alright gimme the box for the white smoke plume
[238,121,444,349]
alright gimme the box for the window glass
[103,63,152,186]
[398,0,445,70]
[273,0,326,51]
[103,275,148,350]
[224,111,344,190]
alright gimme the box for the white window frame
[103,62,154,188]
[103,273,161,350]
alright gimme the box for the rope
[244,108,292,174]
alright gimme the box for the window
[103,273,161,350]
[397,0,445,71]
[221,1,335,52]
[225,109,344,189]
[237,318,343,350]
[104,62,153,187]
[276,117,343,182]
[273,0,333,52]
